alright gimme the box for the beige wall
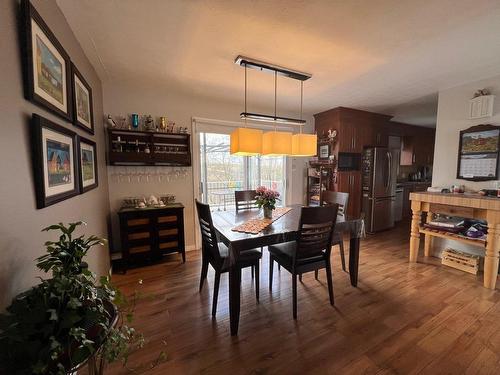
[431,74,500,257]
[433,75,500,189]
[103,79,313,252]
[0,0,110,309]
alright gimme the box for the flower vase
[264,207,273,219]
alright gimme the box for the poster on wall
[77,136,98,193]
[457,125,500,181]
[21,0,72,121]
[72,63,94,134]
[31,114,79,208]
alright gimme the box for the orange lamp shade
[262,131,293,156]
[230,128,263,155]
[292,133,317,156]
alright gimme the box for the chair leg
[292,273,298,319]
[314,269,319,280]
[212,271,221,317]
[251,265,254,278]
[339,241,346,272]
[255,262,260,301]
[269,255,274,290]
[325,261,335,306]
[199,257,209,292]
[278,264,281,271]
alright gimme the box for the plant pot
[263,207,273,219]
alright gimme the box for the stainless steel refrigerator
[362,147,399,233]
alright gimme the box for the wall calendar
[457,125,500,181]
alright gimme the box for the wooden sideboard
[118,204,185,270]
[409,192,500,289]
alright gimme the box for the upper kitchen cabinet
[400,135,415,165]
[314,107,392,153]
[398,126,435,166]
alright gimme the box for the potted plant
[255,186,280,219]
[0,222,164,374]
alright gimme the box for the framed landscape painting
[31,114,79,208]
[21,0,72,121]
[77,136,98,193]
[72,63,94,134]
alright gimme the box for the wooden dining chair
[322,190,349,272]
[196,200,262,317]
[235,189,266,274]
[235,190,258,212]
[268,204,339,319]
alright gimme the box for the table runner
[231,207,292,234]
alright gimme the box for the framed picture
[20,0,72,121]
[72,63,94,134]
[31,114,79,208]
[77,136,98,193]
[456,124,500,181]
[319,144,330,159]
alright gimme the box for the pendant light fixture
[230,55,315,156]
[292,82,317,157]
[230,62,263,155]
[262,71,293,156]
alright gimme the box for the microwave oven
[338,152,361,171]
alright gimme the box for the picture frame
[71,63,94,134]
[318,143,330,159]
[456,124,500,181]
[20,0,72,121]
[31,114,79,208]
[77,136,98,193]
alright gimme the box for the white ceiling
[58,0,500,126]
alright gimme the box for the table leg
[349,237,360,287]
[409,200,422,263]
[229,265,241,335]
[484,212,500,289]
[424,211,433,257]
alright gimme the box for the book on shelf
[427,216,465,228]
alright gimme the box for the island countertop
[409,191,500,210]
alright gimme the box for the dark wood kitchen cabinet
[118,204,185,270]
[337,170,362,219]
[400,129,435,166]
[400,136,415,166]
[314,107,392,153]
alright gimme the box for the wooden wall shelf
[106,128,191,166]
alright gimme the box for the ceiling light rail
[235,55,312,81]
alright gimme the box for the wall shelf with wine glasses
[106,128,191,166]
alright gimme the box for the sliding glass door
[199,132,286,210]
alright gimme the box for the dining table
[211,204,365,336]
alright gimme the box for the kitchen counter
[396,180,432,186]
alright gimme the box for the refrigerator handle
[386,151,392,190]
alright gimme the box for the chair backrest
[235,190,258,212]
[323,190,349,218]
[195,200,222,262]
[296,205,339,261]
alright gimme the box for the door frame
[191,116,292,250]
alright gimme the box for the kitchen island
[409,191,500,289]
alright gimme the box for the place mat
[231,207,292,234]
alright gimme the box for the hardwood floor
[107,223,500,374]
